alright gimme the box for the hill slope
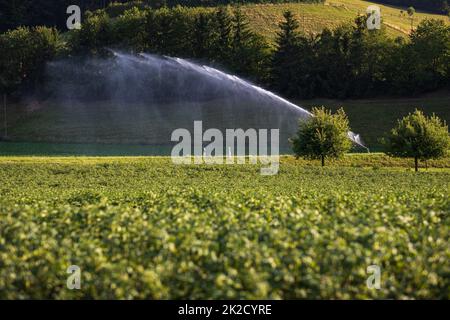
[241,0,449,41]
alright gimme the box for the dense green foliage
[385,110,450,171]
[1,4,449,100]
[0,26,64,96]
[291,107,352,165]
[0,156,448,299]
[273,14,450,98]
[271,10,302,97]
[0,6,270,96]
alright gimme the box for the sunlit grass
[241,0,449,43]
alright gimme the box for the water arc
[36,51,365,153]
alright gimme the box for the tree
[443,1,450,15]
[409,20,450,90]
[230,7,270,81]
[347,15,394,97]
[212,6,233,64]
[388,19,450,95]
[0,26,62,138]
[290,107,353,166]
[112,7,147,51]
[71,11,113,54]
[232,7,251,51]
[272,11,301,97]
[385,110,449,171]
[407,6,415,30]
[192,12,213,59]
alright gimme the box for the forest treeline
[0,6,449,100]
[0,0,323,32]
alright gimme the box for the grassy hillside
[241,0,449,41]
[102,0,449,41]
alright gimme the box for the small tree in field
[407,6,415,30]
[385,110,449,172]
[290,107,352,166]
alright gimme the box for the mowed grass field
[0,155,449,299]
[297,93,450,150]
[242,0,450,41]
[2,94,449,152]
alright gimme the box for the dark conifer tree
[213,6,233,64]
[193,12,213,59]
[272,10,301,97]
[230,7,270,81]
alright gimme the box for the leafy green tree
[385,110,449,172]
[0,26,62,90]
[0,28,31,100]
[388,19,450,94]
[145,7,195,57]
[112,7,148,52]
[71,11,113,54]
[349,15,394,97]
[407,6,416,15]
[313,26,352,98]
[0,26,62,138]
[290,107,352,166]
[409,19,450,89]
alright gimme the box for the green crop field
[0,155,449,299]
[0,0,449,301]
